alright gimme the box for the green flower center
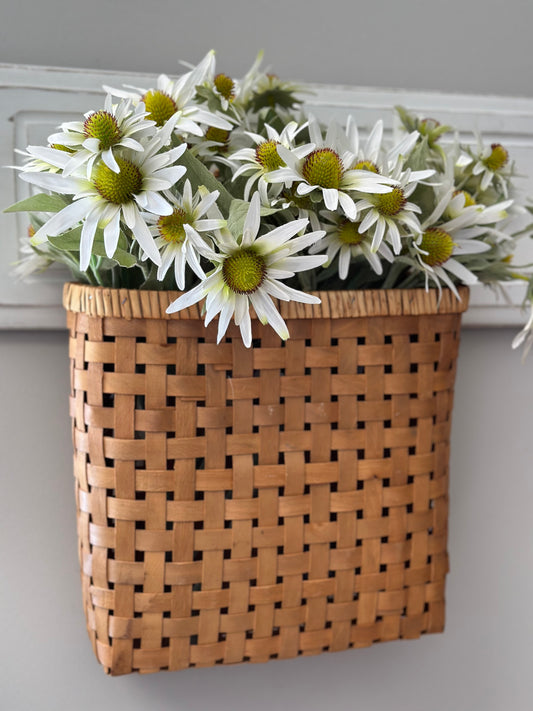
[214,73,235,101]
[93,158,143,204]
[142,90,177,126]
[353,160,379,173]
[419,228,455,267]
[453,189,476,207]
[83,111,122,150]
[158,207,187,243]
[302,148,344,189]
[205,126,230,144]
[338,220,364,245]
[255,140,285,171]
[374,187,406,216]
[484,143,508,172]
[222,248,267,294]
[49,143,75,154]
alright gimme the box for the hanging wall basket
[64,283,468,676]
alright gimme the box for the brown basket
[64,283,469,676]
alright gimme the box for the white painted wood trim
[1,63,532,330]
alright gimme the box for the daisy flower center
[49,143,75,154]
[142,90,177,126]
[222,248,267,294]
[484,143,508,172]
[453,189,476,207]
[214,73,235,101]
[93,157,143,204]
[83,111,122,150]
[374,187,406,216]
[419,228,455,267]
[255,140,285,171]
[302,148,344,189]
[338,220,364,245]
[205,127,231,147]
[353,160,379,173]
[157,208,188,243]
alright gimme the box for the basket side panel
[67,303,462,675]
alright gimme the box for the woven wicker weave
[64,283,469,676]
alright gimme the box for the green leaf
[4,193,67,213]
[49,227,136,267]
[91,244,137,268]
[49,226,82,250]
[179,147,234,217]
[227,199,250,237]
[406,136,430,171]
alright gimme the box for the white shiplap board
[1,63,532,329]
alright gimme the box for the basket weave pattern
[64,284,468,675]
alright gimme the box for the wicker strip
[65,284,468,675]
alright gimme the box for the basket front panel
[67,309,461,675]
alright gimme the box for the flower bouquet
[7,51,533,675]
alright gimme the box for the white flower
[12,227,54,279]
[104,51,231,137]
[309,212,393,279]
[230,121,312,200]
[266,115,395,220]
[145,180,225,289]
[20,132,187,271]
[47,95,156,179]
[343,116,421,174]
[354,163,431,255]
[166,193,327,347]
[462,137,512,195]
[337,118,434,255]
[411,188,493,298]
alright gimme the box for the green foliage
[4,193,67,213]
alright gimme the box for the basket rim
[63,282,469,320]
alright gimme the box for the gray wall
[2,1,533,709]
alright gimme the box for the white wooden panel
[1,64,532,329]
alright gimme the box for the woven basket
[64,282,469,676]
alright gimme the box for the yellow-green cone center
[353,160,379,173]
[302,148,344,189]
[222,248,267,294]
[484,143,508,172]
[453,189,476,207]
[255,140,285,171]
[205,126,230,144]
[83,111,122,150]
[158,208,187,243]
[142,90,177,126]
[93,158,143,204]
[419,228,455,267]
[214,73,235,101]
[49,143,75,154]
[338,220,364,245]
[374,187,406,216]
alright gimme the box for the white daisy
[266,116,396,220]
[166,193,327,347]
[20,134,187,271]
[47,94,156,179]
[229,121,312,200]
[459,138,512,196]
[343,116,421,174]
[354,161,433,254]
[13,143,75,174]
[309,213,393,279]
[411,190,493,298]
[145,180,225,289]
[104,51,231,137]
